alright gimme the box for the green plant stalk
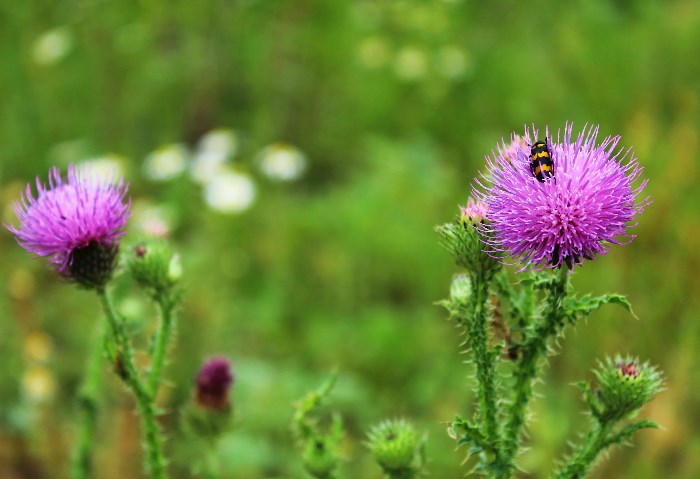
[97,288,168,479]
[148,295,176,397]
[467,272,500,454]
[553,421,612,479]
[71,323,105,479]
[498,267,570,477]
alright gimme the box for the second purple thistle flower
[472,123,649,270]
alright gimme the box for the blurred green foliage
[1,0,699,477]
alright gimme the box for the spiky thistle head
[472,123,649,270]
[6,164,130,288]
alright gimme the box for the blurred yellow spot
[32,27,73,66]
[358,36,390,69]
[22,366,56,402]
[394,46,428,81]
[24,331,53,362]
[9,268,36,300]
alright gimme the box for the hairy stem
[148,295,176,398]
[468,273,500,452]
[97,288,168,479]
[71,323,105,479]
[553,422,611,479]
[498,267,570,477]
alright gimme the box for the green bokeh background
[1,1,698,477]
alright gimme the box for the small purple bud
[195,357,233,410]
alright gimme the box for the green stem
[467,273,500,452]
[71,323,105,479]
[97,288,168,479]
[498,267,570,477]
[554,421,611,479]
[148,295,176,397]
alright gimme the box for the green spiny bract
[367,419,424,478]
[435,201,502,280]
[126,239,181,300]
[582,355,664,423]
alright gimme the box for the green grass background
[1,0,699,477]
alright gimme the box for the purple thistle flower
[195,357,234,410]
[6,165,130,287]
[472,123,649,270]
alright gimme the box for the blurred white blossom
[204,169,256,214]
[79,154,127,182]
[144,144,188,181]
[191,129,239,184]
[32,27,73,66]
[22,366,56,403]
[131,201,174,237]
[258,143,307,182]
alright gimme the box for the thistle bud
[366,419,423,475]
[127,239,180,299]
[301,437,339,478]
[436,200,501,278]
[587,355,663,422]
[449,274,472,305]
[195,357,234,411]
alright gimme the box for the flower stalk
[97,287,168,479]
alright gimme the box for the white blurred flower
[199,128,238,157]
[191,129,238,184]
[258,143,307,182]
[131,201,174,237]
[358,36,390,69]
[79,154,127,183]
[204,170,256,214]
[144,144,188,181]
[394,46,428,81]
[436,45,470,79]
[22,366,56,403]
[32,27,73,66]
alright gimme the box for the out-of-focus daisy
[79,154,127,181]
[143,144,188,182]
[204,169,256,214]
[6,165,130,288]
[191,129,239,184]
[394,46,428,81]
[22,366,56,403]
[131,201,174,238]
[258,143,307,182]
[472,123,649,270]
[32,27,73,66]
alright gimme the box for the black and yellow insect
[529,140,554,182]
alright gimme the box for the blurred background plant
[0,0,698,477]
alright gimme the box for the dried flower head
[6,165,130,288]
[472,123,649,270]
[195,357,234,410]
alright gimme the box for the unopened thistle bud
[302,437,339,478]
[586,355,663,422]
[366,419,424,477]
[195,357,234,411]
[436,199,501,279]
[127,239,180,299]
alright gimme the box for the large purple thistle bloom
[472,123,649,270]
[6,165,130,285]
